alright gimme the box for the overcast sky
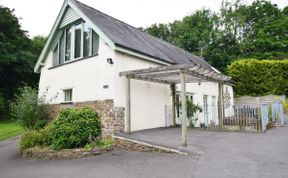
[1,0,287,37]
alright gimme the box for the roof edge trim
[115,45,172,66]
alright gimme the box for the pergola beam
[182,69,221,83]
[130,75,173,85]
[137,71,180,79]
[120,64,229,83]
[119,63,198,76]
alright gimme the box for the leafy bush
[95,139,113,148]
[10,86,49,130]
[283,99,288,113]
[228,59,288,96]
[84,139,113,151]
[19,129,52,152]
[50,107,101,150]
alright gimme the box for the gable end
[59,7,81,28]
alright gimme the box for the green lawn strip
[0,120,24,141]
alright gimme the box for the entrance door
[203,95,209,127]
[175,93,193,125]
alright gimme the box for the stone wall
[47,100,124,138]
[113,136,186,155]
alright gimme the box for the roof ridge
[72,0,204,61]
[71,0,212,69]
[73,0,145,33]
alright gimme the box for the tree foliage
[0,6,46,119]
[144,0,288,72]
[227,59,288,96]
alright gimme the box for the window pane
[92,30,99,55]
[59,33,65,64]
[52,44,58,66]
[65,28,72,62]
[74,24,82,58]
[83,23,91,57]
[64,89,72,102]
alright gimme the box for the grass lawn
[0,120,24,141]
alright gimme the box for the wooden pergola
[119,63,231,147]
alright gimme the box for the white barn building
[34,0,234,137]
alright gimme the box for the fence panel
[223,105,262,132]
[261,104,269,131]
[272,100,285,126]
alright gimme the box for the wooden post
[125,76,131,134]
[171,84,176,127]
[180,70,187,147]
[218,82,224,128]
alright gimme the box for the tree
[0,6,46,119]
[145,23,172,42]
[240,0,287,59]
[144,0,288,73]
[170,9,217,57]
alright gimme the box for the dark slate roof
[72,0,212,69]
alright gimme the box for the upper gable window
[52,21,99,66]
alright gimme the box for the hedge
[227,59,288,96]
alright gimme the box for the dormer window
[52,21,99,66]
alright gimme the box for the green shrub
[227,59,288,96]
[83,139,113,151]
[283,99,288,113]
[10,86,49,130]
[50,107,101,150]
[95,139,113,148]
[19,129,52,152]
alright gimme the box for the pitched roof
[71,0,212,69]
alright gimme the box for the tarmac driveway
[119,127,288,178]
[1,127,288,178]
[0,136,196,178]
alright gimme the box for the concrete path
[1,127,288,178]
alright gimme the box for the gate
[223,99,285,132]
[224,105,262,131]
[271,100,285,126]
[261,104,269,131]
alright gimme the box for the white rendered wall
[38,38,116,104]
[113,52,171,131]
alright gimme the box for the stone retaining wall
[47,100,124,138]
[113,136,186,155]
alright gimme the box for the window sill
[48,54,99,70]
[60,101,73,105]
